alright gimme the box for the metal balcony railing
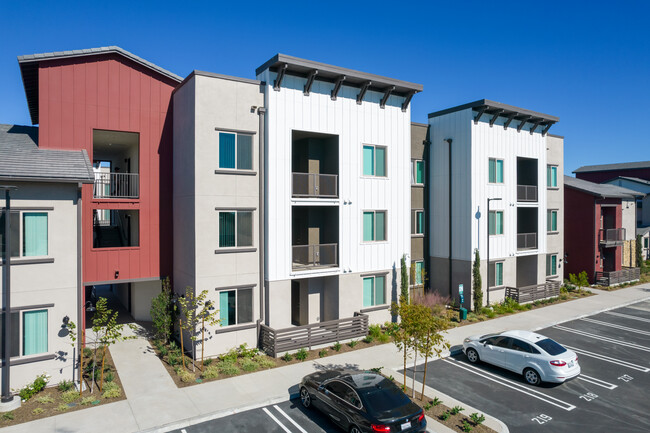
[292,243,338,270]
[292,173,338,198]
[517,185,538,202]
[94,172,139,199]
[517,232,537,250]
[599,228,625,246]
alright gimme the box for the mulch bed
[0,347,126,427]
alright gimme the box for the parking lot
[407,299,650,433]
[169,399,340,433]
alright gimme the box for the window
[363,211,386,242]
[218,132,253,170]
[412,210,425,235]
[412,160,425,185]
[218,287,253,326]
[645,237,649,248]
[218,211,253,248]
[488,158,504,183]
[362,145,386,177]
[0,211,48,258]
[547,165,558,187]
[490,261,504,287]
[546,254,557,276]
[488,211,504,235]
[0,309,48,357]
[547,210,558,232]
[363,275,386,307]
[413,261,424,285]
[511,339,539,354]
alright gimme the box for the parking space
[169,399,340,433]
[405,299,650,433]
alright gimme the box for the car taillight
[418,410,425,422]
[371,425,391,432]
[550,360,566,366]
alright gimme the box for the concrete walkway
[4,283,649,433]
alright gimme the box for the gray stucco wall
[546,135,564,281]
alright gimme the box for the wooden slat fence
[505,280,561,304]
[595,267,640,286]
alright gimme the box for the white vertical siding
[260,71,411,281]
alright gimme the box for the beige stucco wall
[0,181,80,390]
[546,135,564,281]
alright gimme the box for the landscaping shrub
[432,397,442,406]
[201,365,220,380]
[168,352,179,366]
[295,348,308,361]
[36,395,55,405]
[81,396,97,405]
[18,373,49,401]
[221,347,239,363]
[159,345,169,357]
[368,324,382,338]
[255,355,276,369]
[1,412,14,420]
[83,347,93,358]
[412,292,451,317]
[217,361,240,375]
[104,371,115,383]
[57,380,74,392]
[377,331,390,343]
[32,407,45,415]
[281,352,292,362]
[470,413,485,425]
[318,349,328,358]
[450,405,464,415]
[202,358,214,367]
[440,411,450,421]
[101,381,121,398]
[56,403,70,412]
[61,390,80,404]
[238,343,259,358]
[462,420,473,432]
[178,369,196,383]
[241,358,259,372]
[363,335,374,344]
[348,340,358,348]
[332,342,342,352]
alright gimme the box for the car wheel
[524,368,541,386]
[349,425,362,433]
[300,387,311,408]
[466,348,480,364]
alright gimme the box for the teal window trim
[547,165,558,187]
[546,254,557,276]
[490,262,504,287]
[488,211,504,235]
[414,261,424,285]
[218,287,254,327]
[547,210,558,232]
[363,210,387,242]
[413,160,425,184]
[363,275,386,307]
[218,131,254,171]
[489,158,504,184]
[413,210,425,235]
[23,309,48,356]
[363,144,387,177]
[1,211,49,259]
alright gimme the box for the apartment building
[410,123,429,296]
[428,100,562,309]
[574,161,650,184]
[564,176,640,285]
[0,124,93,390]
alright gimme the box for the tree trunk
[179,318,186,369]
[79,328,84,397]
[421,330,431,400]
[201,318,205,371]
[411,341,418,398]
[403,338,407,390]
[99,350,106,392]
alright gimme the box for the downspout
[446,139,453,299]
[257,107,266,340]
[424,131,431,292]
[76,184,83,387]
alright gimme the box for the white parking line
[554,325,650,353]
[580,317,650,336]
[263,407,292,433]
[443,358,576,411]
[563,345,650,372]
[577,374,618,390]
[274,405,308,433]
[604,311,650,324]
[181,430,187,433]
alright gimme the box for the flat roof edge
[428,99,559,123]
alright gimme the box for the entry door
[291,281,301,326]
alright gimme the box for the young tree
[177,287,220,371]
[196,297,221,369]
[391,302,414,391]
[636,235,643,270]
[417,310,450,400]
[400,255,409,304]
[472,249,483,312]
[64,320,83,397]
[151,277,174,343]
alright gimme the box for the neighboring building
[564,176,640,285]
[638,226,650,261]
[0,124,94,389]
[601,177,650,227]
[428,100,561,309]
[16,47,182,329]
[574,161,650,184]
[410,123,429,298]
[172,71,264,356]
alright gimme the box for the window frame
[412,159,425,185]
[488,158,504,184]
[0,307,49,359]
[412,209,425,235]
[362,144,388,178]
[0,210,49,259]
[217,287,254,327]
[362,210,387,242]
[217,131,254,171]
[547,165,558,188]
[413,260,424,286]
[362,274,387,307]
[488,210,504,236]
[489,261,504,288]
[217,209,254,249]
[547,209,558,233]
[546,254,558,277]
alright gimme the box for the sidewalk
[4,283,649,433]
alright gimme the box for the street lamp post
[486,197,502,307]
[1,185,17,406]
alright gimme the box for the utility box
[459,307,468,321]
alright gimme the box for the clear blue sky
[1,1,648,174]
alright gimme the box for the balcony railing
[517,232,537,250]
[292,173,338,198]
[259,313,369,357]
[517,185,538,202]
[505,280,561,303]
[595,268,640,286]
[292,243,338,270]
[599,228,625,246]
[94,172,139,199]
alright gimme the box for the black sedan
[299,369,426,433]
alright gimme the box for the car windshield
[362,380,411,414]
[536,338,567,355]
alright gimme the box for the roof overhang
[256,54,422,111]
[428,99,559,136]
[17,46,182,125]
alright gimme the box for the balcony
[595,268,640,286]
[599,228,625,247]
[94,172,139,199]
[259,313,368,357]
[292,243,338,270]
[517,232,537,250]
[517,185,538,202]
[292,173,338,198]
